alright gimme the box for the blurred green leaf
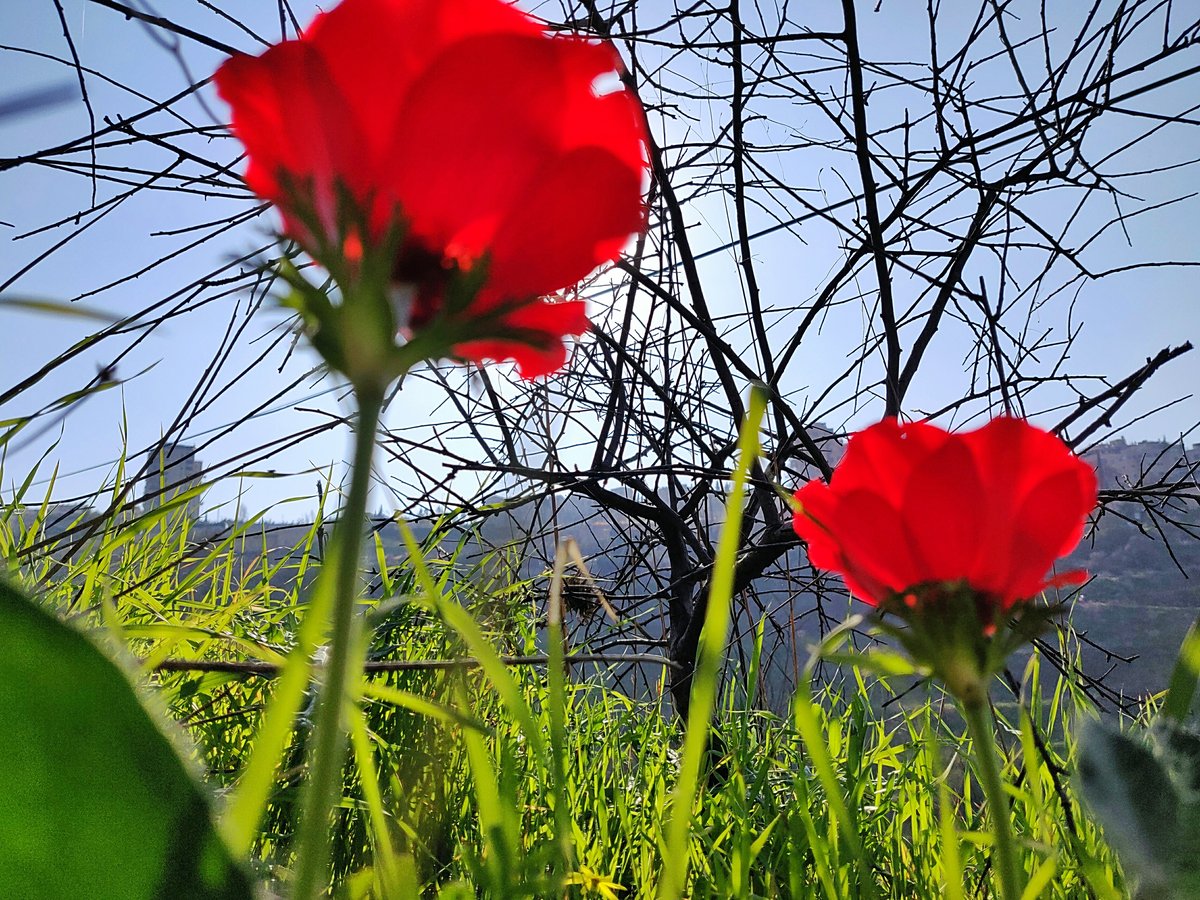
[0,295,124,323]
[1153,719,1200,801]
[1162,614,1200,723]
[1077,719,1180,897]
[0,579,253,899]
[823,648,922,678]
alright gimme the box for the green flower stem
[960,696,1023,900]
[292,383,384,900]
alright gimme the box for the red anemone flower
[792,417,1098,612]
[213,0,649,378]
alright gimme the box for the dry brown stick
[152,652,681,677]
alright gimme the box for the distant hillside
[14,434,1198,706]
[1063,437,1200,700]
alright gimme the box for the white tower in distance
[140,444,204,520]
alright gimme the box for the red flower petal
[1043,569,1090,590]
[832,419,948,508]
[795,479,923,605]
[451,298,589,378]
[791,416,1098,613]
[552,37,648,175]
[214,0,650,380]
[382,34,569,265]
[963,417,1098,601]
[792,481,848,572]
[830,489,925,601]
[306,0,541,159]
[487,147,646,298]
[901,438,987,583]
[214,43,364,227]
[1003,466,1097,602]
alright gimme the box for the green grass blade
[1162,613,1200,723]
[220,531,338,856]
[658,385,766,900]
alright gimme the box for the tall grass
[1,454,1131,898]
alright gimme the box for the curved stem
[961,697,1023,900]
[292,384,384,900]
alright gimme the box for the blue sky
[2,0,1198,519]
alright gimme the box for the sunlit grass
[1,454,1131,898]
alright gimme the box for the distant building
[140,444,204,520]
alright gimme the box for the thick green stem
[291,385,384,900]
[961,697,1023,900]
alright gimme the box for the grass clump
[0,468,1131,898]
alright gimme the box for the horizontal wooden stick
[151,652,680,676]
